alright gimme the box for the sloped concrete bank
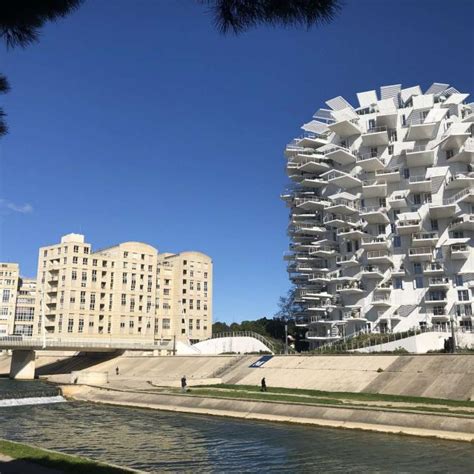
[62,385,474,443]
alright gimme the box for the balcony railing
[362,236,387,244]
[451,244,469,252]
[357,152,384,162]
[360,205,387,214]
[449,215,474,228]
[324,214,360,224]
[428,277,449,285]
[409,175,430,184]
[412,232,439,241]
[367,250,391,259]
[364,126,387,134]
[407,144,433,153]
[443,187,474,205]
[397,219,421,227]
[328,198,360,210]
[424,263,444,272]
[409,247,433,256]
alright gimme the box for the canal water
[0,399,473,473]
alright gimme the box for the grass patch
[0,439,130,473]
[194,384,474,409]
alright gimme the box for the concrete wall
[192,337,271,355]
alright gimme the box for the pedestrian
[261,377,267,392]
[181,375,187,393]
[116,367,119,376]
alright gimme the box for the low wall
[70,371,108,385]
[61,385,474,442]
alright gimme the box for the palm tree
[203,0,341,34]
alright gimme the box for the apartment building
[0,233,212,343]
[283,82,473,348]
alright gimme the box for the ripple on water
[0,402,473,473]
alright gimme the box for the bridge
[0,336,174,380]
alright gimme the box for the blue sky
[0,0,472,323]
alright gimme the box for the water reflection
[0,402,473,473]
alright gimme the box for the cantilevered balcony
[327,118,361,138]
[361,126,389,147]
[361,235,390,250]
[447,137,474,163]
[425,291,448,305]
[324,145,357,165]
[360,206,389,224]
[336,281,365,294]
[326,197,360,215]
[296,155,332,174]
[361,265,385,278]
[439,125,472,150]
[367,250,392,265]
[405,121,439,141]
[356,152,385,171]
[300,177,327,188]
[337,226,366,239]
[428,277,450,288]
[324,213,360,228]
[444,187,474,206]
[450,243,470,259]
[371,294,391,307]
[391,264,406,276]
[407,175,431,192]
[336,254,359,267]
[412,232,439,247]
[445,173,474,190]
[423,262,444,274]
[322,170,362,189]
[309,245,339,257]
[308,272,330,283]
[362,179,387,198]
[295,196,331,211]
[396,213,421,234]
[449,214,474,231]
[408,246,433,261]
[404,145,435,167]
[291,223,326,236]
[387,190,409,209]
[375,281,392,291]
[375,166,401,183]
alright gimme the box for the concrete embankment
[62,385,474,443]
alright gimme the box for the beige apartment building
[33,233,212,343]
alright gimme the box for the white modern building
[283,82,474,348]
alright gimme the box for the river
[0,399,473,473]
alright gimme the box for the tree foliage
[203,0,342,34]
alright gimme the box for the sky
[0,0,473,324]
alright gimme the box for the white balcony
[356,152,385,171]
[391,265,406,276]
[375,281,392,292]
[360,206,389,224]
[425,292,448,305]
[371,294,391,307]
[396,214,421,234]
[296,155,332,174]
[324,213,360,228]
[292,224,326,236]
[308,273,330,283]
[295,196,331,211]
[444,187,474,206]
[429,202,457,219]
[407,175,431,192]
[447,138,474,163]
[361,126,389,147]
[336,254,359,267]
[405,145,435,166]
[326,197,360,215]
[445,173,474,190]
[362,179,387,198]
[367,250,392,264]
[412,232,439,247]
[449,214,474,231]
[325,146,357,165]
[375,166,401,183]
[309,245,339,257]
[327,119,361,138]
[337,282,364,294]
[387,190,409,209]
[428,277,450,288]
[361,235,390,250]
[423,262,444,274]
[439,128,471,151]
[337,226,366,239]
[300,177,327,188]
[428,313,450,322]
[405,122,439,141]
[450,243,470,259]
[408,246,433,261]
[322,170,362,189]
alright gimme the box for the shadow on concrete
[0,457,128,473]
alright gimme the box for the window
[197,300,201,310]
[458,290,469,301]
[92,270,97,282]
[346,241,352,253]
[413,263,422,275]
[401,114,406,126]
[121,294,126,306]
[83,258,88,265]
[80,291,86,304]
[190,281,194,290]
[84,247,89,254]
[403,168,410,179]
[446,149,454,160]
[183,260,187,265]
[163,318,170,329]
[93,259,97,266]
[389,130,397,142]
[72,270,77,280]
[73,256,78,264]
[189,299,194,309]
[124,252,128,258]
[413,194,421,205]
[415,277,424,289]
[73,246,79,253]
[393,235,401,248]
[455,275,463,287]
[204,282,208,291]
[452,231,464,239]
[68,319,74,333]
[431,219,438,231]
[370,147,378,157]
[78,319,84,333]
[204,272,208,279]
[2,289,10,303]
[394,278,403,289]
[378,224,385,234]
[81,271,87,282]
[368,119,376,130]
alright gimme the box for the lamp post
[450,314,456,353]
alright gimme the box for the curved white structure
[283,83,474,348]
[192,336,272,355]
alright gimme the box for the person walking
[181,375,187,393]
[261,377,267,392]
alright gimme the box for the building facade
[283,82,473,348]
[1,233,212,344]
